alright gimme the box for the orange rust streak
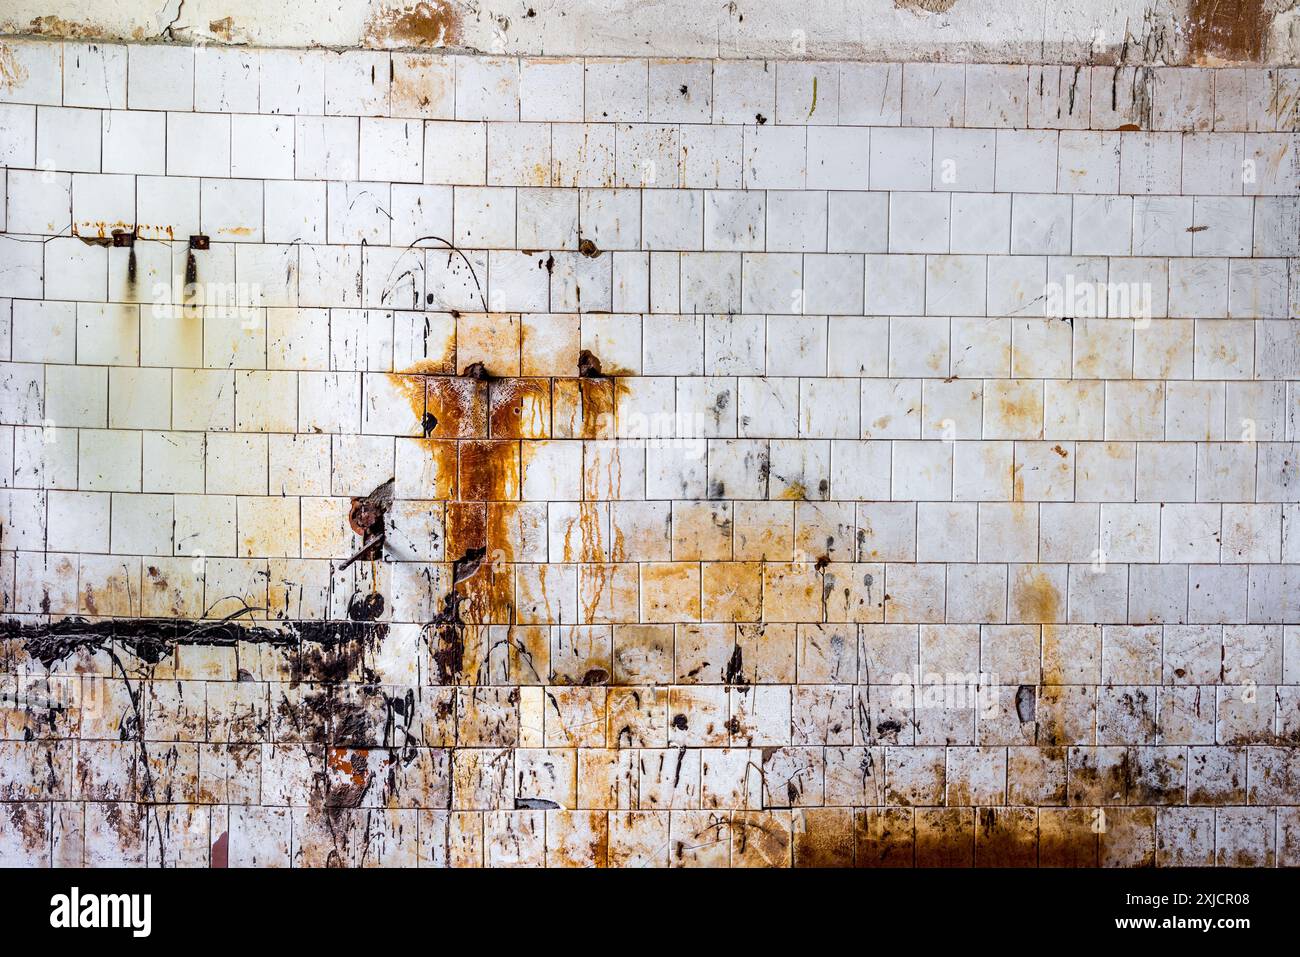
[489,378,552,439]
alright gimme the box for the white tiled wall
[1,40,1299,867]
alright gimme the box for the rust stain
[1024,564,1066,748]
[391,53,453,116]
[458,562,513,629]
[553,378,616,439]
[564,503,607,564]
[208,17,237,41]
[19,16,103,38]
[73,221,136,241]
[489,378,551,439]
[135,224,175,241]
[385,348,632,693]
[778,481,808,501]
[847,808,1097,867]
[487,503,522,566]
[454,433,520,631]
[579,379,616,439]
[446,502,486,558]
[997,392,1041,437]
[1014,567,1060,625]
[852,806,1107,868]
[1270,80,1298,127]
[576,517,610,623]
[11,16,150,40]
[363,1,461,49]
[893,0,959,13]
[1186,0,1270,64]
[0,43,30,91]
[459,440,519,502]
[426,376,488,438]
[326,748,369,790]
[792,810,853,866]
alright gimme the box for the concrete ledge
[0,0,1297,64]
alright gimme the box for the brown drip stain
[786,806,1110,867]
[579,379,616,439]
[1014,567,1060,626]
[445,502,486,558]
[388,346,632,675]
[1011,567,1068,744]
[488,378,551,439]
[552,377,617,439]
[458,440,519,503]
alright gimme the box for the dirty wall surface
[0,39,1299,867]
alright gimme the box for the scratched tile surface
[1,42,1299,867]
